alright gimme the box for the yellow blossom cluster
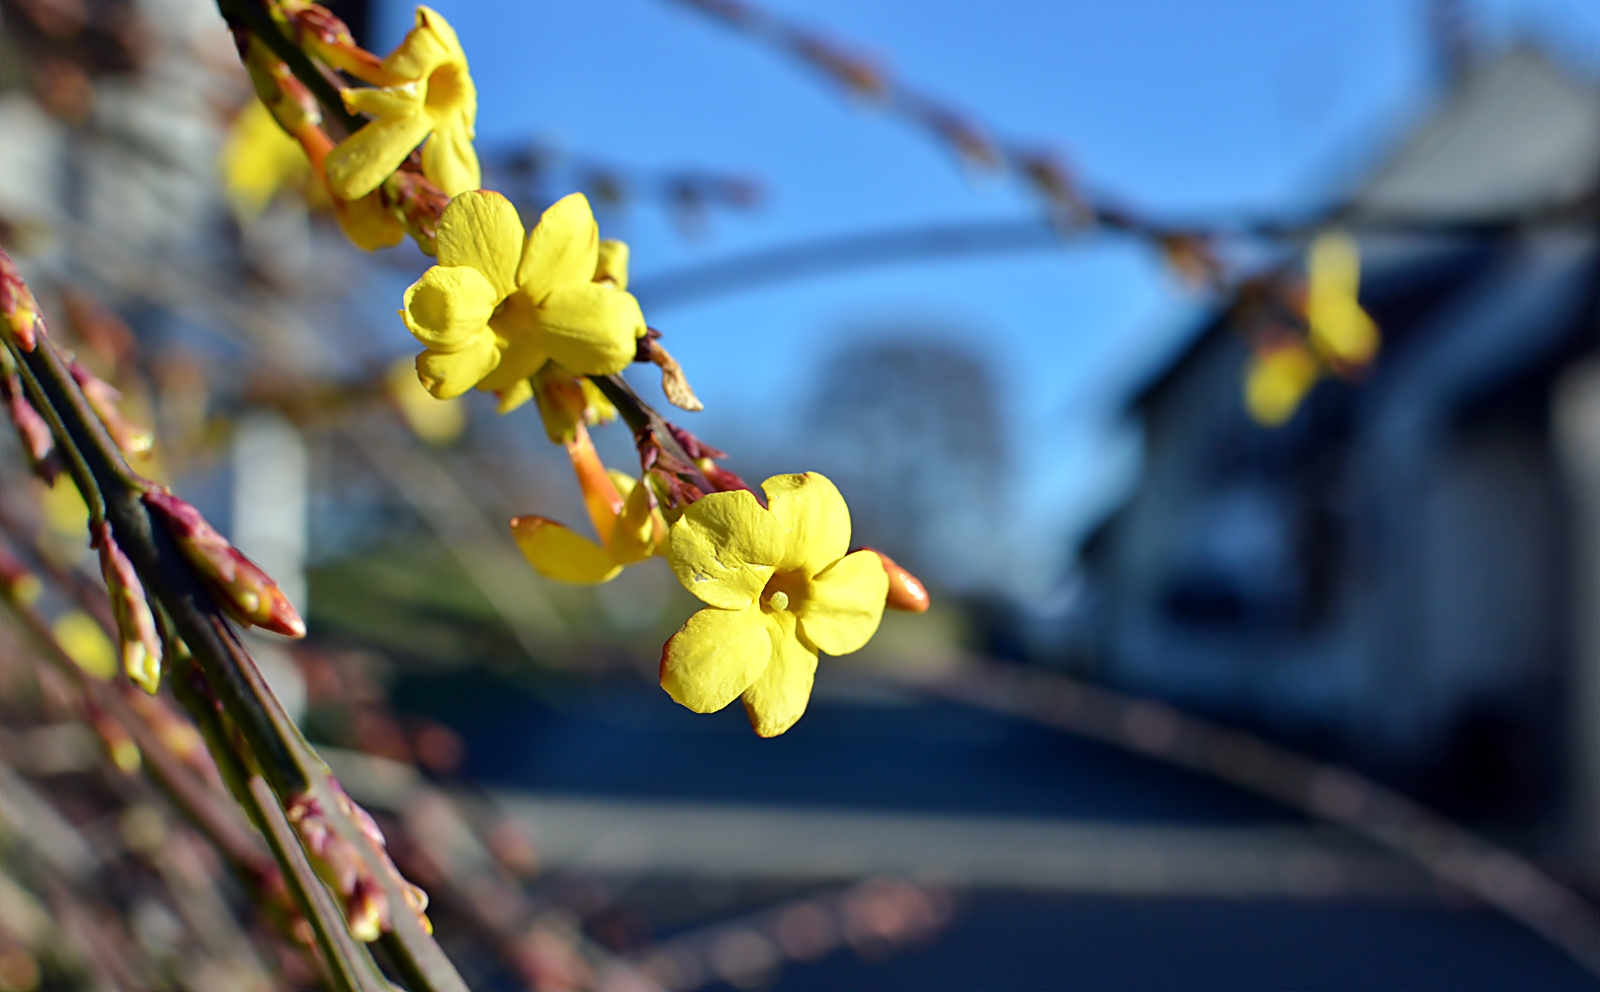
[1245,231,1380,427]
[216,3,919,739]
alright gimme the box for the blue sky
[377,0,1600,596]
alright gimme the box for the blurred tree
[806,333,1003,591]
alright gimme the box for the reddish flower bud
[142,490,307,638]
[0,545,42,606]
[70,361,152,457]
[0,248,43,351]
[91,521,163,694]
[0,371,58,483]
[345,877,389,943]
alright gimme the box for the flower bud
[382,170,449,256]
[0,371,58,482]
[0,249,43,351]
[142,491,306,638]
[345,878,389,943]
[864,548,930,613]
[287,784,427,942]
[0,545,42,606]
[91,522,164,694]
[532,363,618,444]
[70,361,153,457]
[285,4,391,85]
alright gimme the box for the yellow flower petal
[1245,343,1319,427]
[798,549,888,656]
[607,476,658,565]
[384,5,462,80]
[511,516,622,584]
[416,337,498,399]
[220,100,308,219]
[1309,298,1378,368]
[763,473,851,576]
[741,611,817,737]
[325,106,431,200]
[660,606,772,714]
[343,83,425,120]
[537,284,645,375]
[476,332,548,392]
[401,265,499,352]
[435,191,521,296]
[1309,231,1360,297]
[335,191,407,251]
[387,356,466,445]
[595,240,629,290]
[516,193,600,301]
[422,120,480,199]
[669,489,784,610]
[495,378,535,414]
[1308,232,1378,368]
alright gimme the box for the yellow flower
[1245,338,1319,426]
[1306,231,1379,370]
[325,6,480,200]
[513,471,666,584]
[385,355,465,445]
[401,190,646,400]
[53,610,117,681]
[511,421,664,583]
[661,473,888,737]
[220,99,310,220]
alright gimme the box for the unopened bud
[381,170,448,256]
[91,522,163,694]
[142,491,306,638]
[70,362,153,456]
[532,363,619,443]
[287,793,361,896]
[286,5,390,84]
[89,707,141,773]
[0,372,58,482]
[345,878,388,943]
[864,548,930,613]
[0,546,42,606]
[0,249,43,351]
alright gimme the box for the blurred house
[1079,49,1600,824]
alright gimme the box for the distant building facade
[1080,50,1600,823]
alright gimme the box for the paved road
[392,669,1600,990]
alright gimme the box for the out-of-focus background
[9,0,1600,988]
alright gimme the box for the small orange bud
[862,548,930,613]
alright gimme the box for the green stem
[168,643,391,992]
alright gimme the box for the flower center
[425,64,466,117]
[761,571,806,614]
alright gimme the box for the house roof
[1350,48,1600,223]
